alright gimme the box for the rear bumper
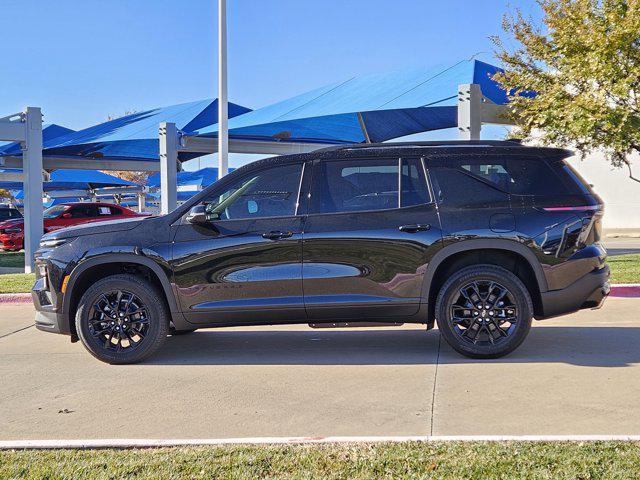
[538,264,610,319]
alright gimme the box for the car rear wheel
[435,265,533,359]
[75,274,169,364]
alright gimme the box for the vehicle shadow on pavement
[147,326,640,367]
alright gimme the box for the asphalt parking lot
[1,298,639,440]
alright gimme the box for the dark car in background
[0,205,22,222]
[0,202,145,251]
[31,141,609,364]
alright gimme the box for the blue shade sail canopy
[146,167,233,189]
[0,124,76,156]
[195,59,509,144]
[27,100,251,162]
[0,169,136,191]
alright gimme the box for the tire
[75,274,169,364]
[435,265,533,359]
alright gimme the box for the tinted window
[460,163,513,191]
[434,155,568,196]
[311,158,399,214]
[431,167,507,208]
[69,205,100,218]
[401,158,430,207]
[205,163,302,220]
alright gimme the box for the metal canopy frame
[0,108,43,273]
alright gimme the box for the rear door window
[310,157,430,214]
[310,158,399,214]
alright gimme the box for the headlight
[4,228,21,234]
[39,238,67,249]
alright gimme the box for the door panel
[172,217,305,324]
[170,161,307,325]
[303,207,441,319]
[303,157,442,320]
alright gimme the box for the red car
[0,202,145,251]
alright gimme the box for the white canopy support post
[137,192,145,213]
[458,84,482,141]
[159,122,178,214]
[22,107,44,273]
[218,0,229,178]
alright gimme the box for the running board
[309,322,404,328]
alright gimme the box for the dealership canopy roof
[146,167,232,189]
[193,59,508,144]
[0,169,136,191]
[1,99,251,164]
[0,123,75,155]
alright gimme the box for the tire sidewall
[75,275,169,364]
[435,265,533,358]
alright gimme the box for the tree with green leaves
[492,0,640,183]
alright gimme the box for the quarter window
[204,163,303,220]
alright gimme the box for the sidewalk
[1,298,639,440]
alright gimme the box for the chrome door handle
[399,224,431,233]
[262,230,293,240]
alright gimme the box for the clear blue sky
[1,0,541,169]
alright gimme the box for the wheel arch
[62,254,180,337]
[423,239,548,322]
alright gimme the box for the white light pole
[218,0,229,177]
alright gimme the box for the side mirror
[186,205,209,225]
[61,213,72,219]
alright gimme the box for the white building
[566,153,640,231]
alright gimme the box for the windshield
[43,205,69,219]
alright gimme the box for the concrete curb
[610,284,640,297]
[2,435,640,450]
[0,285,638,305]
[0,293,32,304]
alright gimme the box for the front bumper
[0,233,23,250]
[32,276,72,336]
[538,264,610,319]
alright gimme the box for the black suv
[33,141,609,364]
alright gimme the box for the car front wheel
[75,274,169,364]
[435,265,533,359]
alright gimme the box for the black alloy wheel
[449,280,517,346]
[75,274,169,364]
[435,265,533,359]
[88,290,150,352]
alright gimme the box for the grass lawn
[608,254,640,284]
[0,273,35,294]
[2,442,640,479]
[0,251,25,268]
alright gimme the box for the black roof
[229,140,572,179]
